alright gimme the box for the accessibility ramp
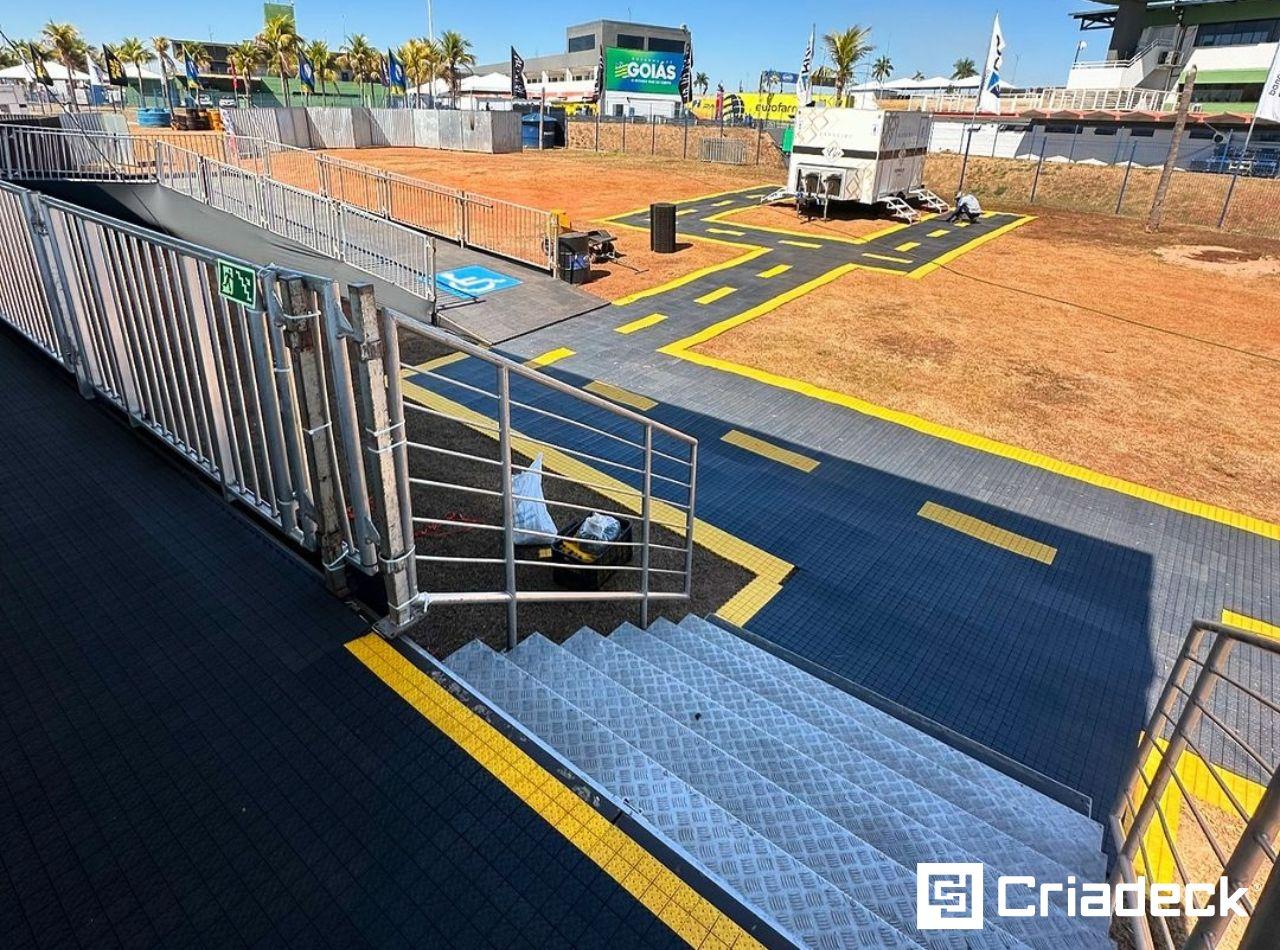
[446,615,1112,948]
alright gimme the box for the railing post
[640,427,652,629]
[17,189,80,374]
[30,198,96,398]
[1188,766,1280,949]
[497,365,518,650]
[275,274,350,595]
[683,114,689,160]
[349,283,420,633]
[683,440,697,597]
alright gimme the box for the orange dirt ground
[694,209,1280,524]
[317,148,779,300]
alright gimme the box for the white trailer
[782,106,947,221]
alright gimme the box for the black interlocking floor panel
[0,332,682,950]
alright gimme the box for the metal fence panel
[0,182,61,359]
[369,108,414,147]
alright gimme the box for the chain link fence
[924,140,1280,241]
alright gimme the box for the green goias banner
[603,47,683,95]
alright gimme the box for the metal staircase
[445,614,1112,948]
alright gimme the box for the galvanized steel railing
[1109,619,1280,950]
[380,315,698,645]
[153,140,436,304]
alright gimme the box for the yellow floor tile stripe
[779,239,822,249]
[695,286,738,305]
[917,501,1057,564]
[909,215,1036,280]
[863,252,914,265]
[707,228,747,237]
[399,369,794,625]
[895,241,921,252]
[927,228,949,238]
[722,429,820,473]
[615,313,668,334]
[756,264,792,279]
[417,351,469,372]
[346,635,765,950]
[712,199,735,207]
[1222,610,1280,640]
[676,209,699,216]
[610,247,769,308]
[524,347,574,369]
[585,380,657,411]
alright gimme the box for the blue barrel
[136,108,171,128]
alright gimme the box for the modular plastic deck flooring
[0,331,689,949]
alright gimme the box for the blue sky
[4,1,1098,89]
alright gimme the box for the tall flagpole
[1240,40,1280,157]
[958,14,998,195]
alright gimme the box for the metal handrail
[1109,619,1280,950]
[386,311,698,647]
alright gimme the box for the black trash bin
[551,517,634,590]
[650,202,676,253]
[557,231,590,284]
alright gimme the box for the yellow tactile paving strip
[346,634,766,949]
[615,313,669,334]
[721,429,820,473]
[917,501,1058,565]
[1222,609,1280,640]
[695,286,738,305]
[585,380,657,412]
[524,347,575,369]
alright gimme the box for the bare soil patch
[694,207,1280,523]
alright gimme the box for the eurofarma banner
[603,47,684,95]
[689,92,836,121]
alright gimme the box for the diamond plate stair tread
[507,633,1010,950]
[658,616,1106,880]
[444,641,912,949]
[565,627,1087,948]
[604,624,1112,946]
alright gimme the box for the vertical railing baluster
[498,364,518,650]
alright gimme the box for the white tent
[849,75,1014,95]
[0,61,162,82]
[460,72,512,94]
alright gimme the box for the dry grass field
[694,209,1280,523]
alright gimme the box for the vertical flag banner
[978,14,1005,114]
[184,51,199,90]
[1257,43,1280,124]
[30,46,53,86]
[797,27,815,106]
[593,47,604,102]
[510,47,527,99]
[715,83,725,120]
[387,49,406,94]
[678,41,693,104]
[87,56,104,90]
[297,48,315,94]
[103,45,127,87]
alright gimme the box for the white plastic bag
[575,512,622,556]
[511,454,557,545]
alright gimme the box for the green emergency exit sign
[216,259,257,310]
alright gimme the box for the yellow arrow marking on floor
[524,347,574,369]
[722,429,819,473]
[918,501,1057,565]
[584,380,657,411]
[757,264,792,279]
[615,313,668,334]
[695,286,738,305]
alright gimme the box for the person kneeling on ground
[947,192,983,223]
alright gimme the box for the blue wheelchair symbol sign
[435,265,522,297]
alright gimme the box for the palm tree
[228,40,261,106]
[151,37,173,106]
[339,34,380,106]
[257,13,300,106]
[822,26,873,106]
[438,29,475,103]
[871,55,893,91]
[399,37,441,107]
[116,37,150,106]
[952,57,978,80]
[695,71,709,96]
[911,71,926,81]
[42,21,89,109]
[302,39,333,101]
[0,47,21,69]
